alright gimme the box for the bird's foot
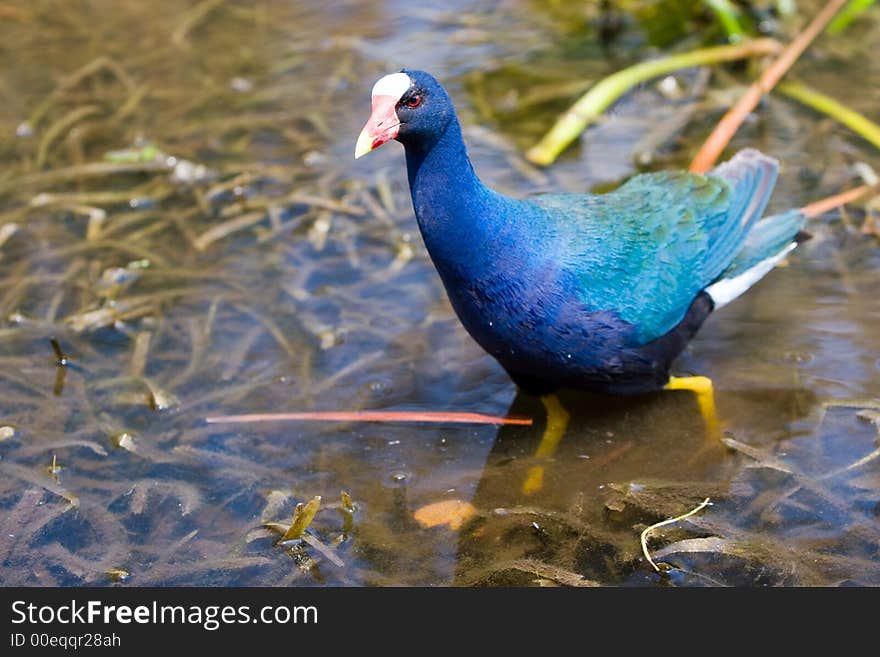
[664,375,721,439]
[522,394,571,495]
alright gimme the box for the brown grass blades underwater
[0,0,878,587]
[0,0,461,585]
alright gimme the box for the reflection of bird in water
[356,69,809,491]
[447,385,817,586]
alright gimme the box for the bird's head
[355,69,454,159]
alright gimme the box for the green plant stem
[827,0,876,34]
[703,0,747,41]
[776,80,880,150]
[525,39,781,167]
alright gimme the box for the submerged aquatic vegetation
[0,0,878,587]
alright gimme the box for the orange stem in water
[690,0,849,174]
[206,411,533,426]
[800,184,877,218]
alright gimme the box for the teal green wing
[530,149,779,344]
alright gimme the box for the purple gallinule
[356,70,806,487]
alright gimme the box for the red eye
[405,94,422,108]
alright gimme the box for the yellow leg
[522,394,571,495]
[664,375,720,438]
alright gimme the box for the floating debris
[262,495,345,568]
[46,453,63,478]
[169,158,214,185]
[106,568,131,583]
[640,498,712,572]
[413,499,477,530]
[340,490,355,514]
[104,143,166,164]
[97,266,143,300]
[280,496,322,542]
[0,223,19,252]
[111,432,137,452]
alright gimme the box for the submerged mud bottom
[0,0,879,586]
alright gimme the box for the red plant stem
[800,184,876,218]
[689,0,849,174]
[205,411,533,426]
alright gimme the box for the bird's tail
[705,209,807,309]
[704,151,872,310]
[711,148,779,232]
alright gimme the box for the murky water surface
[1,1,878,586]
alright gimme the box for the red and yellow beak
[355,95,401,159]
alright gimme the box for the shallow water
[1,0,878,586]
